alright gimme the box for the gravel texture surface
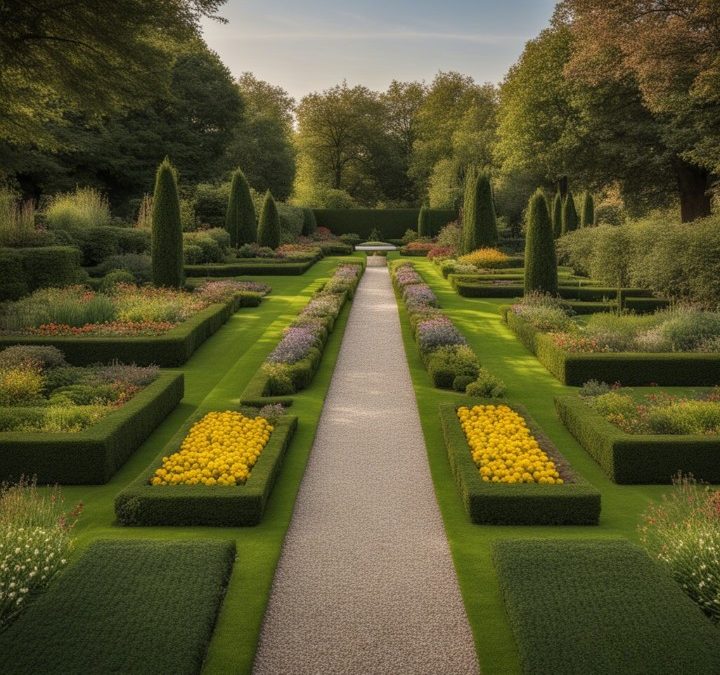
[253,266,479,675]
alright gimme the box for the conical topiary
[462,172,497,252]
[257,191,281,249]
[418,205,430,238]
[561,191,579,235]
[302,207,317,237]
[552,192,563,239]
[225,169,256,247]
[524,189,558,295]
[581,192,595,227]
[151,157,184,288]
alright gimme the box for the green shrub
[523,190,558,295]
[0,345,66,370]
[462,172,497,253]
[0,249,28,300]
[277,203,304,244]
[0,190,47,247]
[552,192,563,239]
[312,208,456,239]
[581,192,595,227]
[193,182,230,228]
[561,191,579,235]
[225,169,256,247]
[452,374,475,392]
[183,243,204,264]
[466,369,507,398]
[301,207,317,236]
[45,187,111,231]
[426,345,480,388]
[76,226,149,266]
[97,253,152,283]
[98,269,135,293]
[151,158,184,288]
[418,205,430,238]
[257,191,281,249]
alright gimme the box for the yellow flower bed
[151,411,273,486]
[457,247,509,268]
[457,404,563,484]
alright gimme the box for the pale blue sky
[201,0,557,100]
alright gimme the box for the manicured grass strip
[493,539,720,675]
[439,401,600,524]
[556,395,720,483]
[0,372,183,484]
[0,539,236,675]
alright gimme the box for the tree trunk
[674,158,711,223]
[557,175,568,199]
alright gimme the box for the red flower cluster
[427,245,455,260]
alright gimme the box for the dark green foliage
[185,259,319,277]
[561,191,579,234]
[552,192,563,239]
[0,539,236,674]
[0,246,86,297]
[581,192,595,227]
[523,190,558,295]
[462,173,497,252]
[151,158,184,288]
[257,191,280,249]
[115,415,298,526]
[0,373,183,484]
[225,169,256,247]
[493,539,720,674]
[76,226,149,266]
[0,249,28,299]
[312,208,456,239]
[556,395,720,483]
[452,375,475,392]
[439,403,600,525]
[426,348,480,388]
[301,207,317,236]
[98,269,135,293]
[0,294,260,367]
[417,205,430,238]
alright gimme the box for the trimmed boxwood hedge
[0,293,261,367]
[0,246,86,300]
[504,310,720,386]
[555,395,720,483]
[0,539,235,675]
[313,208,456,239]
[439,402,600,525]
[0,372,183,484]
[185,257,318,277]
[493,539,720,675]
[115,414,298,526]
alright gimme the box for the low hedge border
[0,372,183,484]
[115,413,298,526]
[185,258,318,277]
[439,401,601,525]
[493,539,720,675]
[503,310,720,386]
[0,539,236,674]
[0,292,261,367]
[555,395,720,483]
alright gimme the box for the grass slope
[22,256,358,674]
[391,256,705,674]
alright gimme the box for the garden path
[253,265,478,674]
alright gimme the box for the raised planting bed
[115,412,298,526]
[493,539,720,675]
[439,402,600,525]
[503,309,720,386]
[0,539,236,675]
[556,394,720,483]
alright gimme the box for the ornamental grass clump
[0,479,82,628]
[45,187,111,231]
[640,474,720,623]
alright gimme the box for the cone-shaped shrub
[257,191,281,249]
[151,158,184,288]
[301,207,317,237]
[462,172,497,253]
[561,191,579,235]
[581,192,595,227]
[225,169,256,246]
[418,205,430,238]
[552,192,563,239]
[524,189,558,295]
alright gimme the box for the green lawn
[393,256,684,674]
[45,255,358,674]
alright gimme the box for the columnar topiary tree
[524,189,558,295]
[418,205,430,238]
[462,172,497,253]
[151,157,184,288]
[225,169,256,247]
[581,192,595,228]
[552,192,563,239]
[562,191,579,235]
[301,207,317,237]
[257,191,280,249]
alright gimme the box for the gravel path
[253,266,479,675]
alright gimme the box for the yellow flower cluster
[457,247,509,269]
[457,404,563,484]
[151,411,273,486]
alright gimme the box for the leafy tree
[581,192,595,227]
[552,192,563,238]
[562,192,579,235]
[257,191,280,249]
[524,190,558,295]
[151,158,183,288]
[225,169,256,247]
[462,173,497,252]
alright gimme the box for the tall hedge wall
[0,246,86,300]
[312,208,456,239]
